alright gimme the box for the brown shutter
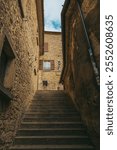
[39,60,43,70]
[44,43,48,52]
[51,60,54,70]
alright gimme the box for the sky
[44,0,65,32]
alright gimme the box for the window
[43,80,48,86]
[44,43,48,52]
[43,61,51,70]
[39,60,54,71]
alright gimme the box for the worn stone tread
[21,121,82,124]
[10,144,94,150]
[15,135,88,139]
[18,128,85,130]
[9,91,95,150]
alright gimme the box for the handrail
[77,1,100,86]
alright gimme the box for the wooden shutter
[44,43,48,52]
[39,60,43,70]
[51,60,54,70]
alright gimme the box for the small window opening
[43,61,51,70]
[43,80,48,86]
[39,60,54,71]
[44,43,48,52]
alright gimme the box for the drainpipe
[77,1,100,86]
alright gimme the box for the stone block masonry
[61,0,100,149]
[0,0,43,149]
[38,32,63,90]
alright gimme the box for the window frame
[43,61,51,71]
[44,42,48,52]
[39,60,55,71]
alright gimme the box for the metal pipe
[77,0,100,86]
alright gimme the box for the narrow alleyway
[9,91,95,150]
[0,1,100,150]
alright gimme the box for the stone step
[23,116,81,122]
[21,121,84,128]
[24,113,80,117]
[31,99,72,102]
[31,97,71,102]
[14,135,90,145]
[29,105,74,109]
[35,92,68,97]
[32,97,71,100]
[27,108,77,112]
[33,98,69,100]
[35,90,65,94]
[32,101,72,105]
[17,128,86,136]
[27,110,77,114]
[29,103,73,106]
[9,91,95,150]
[25,111,79,115]
[29,103,74,107]
[36,93,67,95]
[10,144,95,150]
[34,92,67,97]
[33,94,68,97]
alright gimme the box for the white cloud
[44,0,65,32]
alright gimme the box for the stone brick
[0,0,43,149]
[38,32,63,90]
[61,0,100,149]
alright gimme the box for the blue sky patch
[44,0,65,32]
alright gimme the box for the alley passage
[10,91,95,150]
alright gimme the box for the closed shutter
[44,43,48,52]
[39,60,43,70]
[51,60,54,70]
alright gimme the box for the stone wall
[38,32,63,90]
[61,0,100,149]
[0,0,42,149]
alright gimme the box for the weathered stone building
[38,31,63,90]
[0,0,44,149]
[61,0,100,149]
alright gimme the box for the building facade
[38,31,63,90]
[0,0,44,149]
[61,0,100,149]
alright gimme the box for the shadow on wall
[61,0,100,149]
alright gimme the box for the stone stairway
[9,91,95,150]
